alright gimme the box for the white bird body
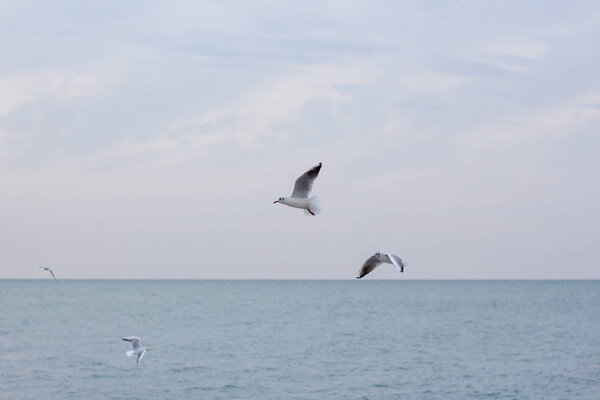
[274,162,322,216]
[122,336,150,366]
[356,252,406,279]
[277,197,310,209]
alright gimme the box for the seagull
[356,252,406,279]
[122,336,150,366]
[38,266,57,282]
[273,162,323,216]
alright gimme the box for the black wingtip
[307,162,322,177]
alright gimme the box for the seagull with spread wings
[356,252,406,279]
[273,162,323,216]
[122,336,150,366]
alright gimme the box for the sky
[1,1,599,279]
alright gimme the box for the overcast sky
[1,1,599,279]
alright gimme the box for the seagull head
[273,196,286,204]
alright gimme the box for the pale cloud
[463,38,549,75]
[467,56,531,75]
[172,62,373,133]
[0,64,127,116]
[482,60,531,74]
[94,61,376,167]
[87,132,224,169]
[458,90,600,154]
[397,71,466,95]
[377,107,410,138]
[488,39,548,60]
[0,127,7,157]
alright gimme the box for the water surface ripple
[1,280,598,399]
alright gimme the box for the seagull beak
[273,200,279,204]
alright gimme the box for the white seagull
[356,252,406,279]
[122,336,150,366]
[38,266,57,282]
[273,162,323,216]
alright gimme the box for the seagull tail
[126,350,134,358]
[304,196,322,216]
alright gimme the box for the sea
[0,280,598,400]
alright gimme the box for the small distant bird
[122,336,150,366]
[273,162,322,216]
[356,252,406,279]
[38,266,57,282]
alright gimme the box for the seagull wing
[122,337,142,351]
[47,268,57,282]
[291,162,322,198]
[385,253,405,273]
[136,349,146,366]
[356,255,382,279]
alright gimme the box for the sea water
[0,280,598,399]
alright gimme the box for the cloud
[0,64,127,116]
[488,39,548,60]
[171,61,373,134]
[91,61,375,167]
[460,38,549,75]
[0,127,7,157]
[458,90,600,154]
[396,71,466,95]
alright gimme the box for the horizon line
[1,278,599,281]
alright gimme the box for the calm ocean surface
[0,280,598,400]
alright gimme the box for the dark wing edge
[305,162,322,179]
[387,254,405,273]
[356,256,381,279]
[48,269,57,281]
[291,162,322,197]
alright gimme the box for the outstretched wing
[356,255,382,279]
[291,162,322,198]
[385,253,405,273]
[122,337,142,351]
[136,349,146,366]
[47,268,57,282]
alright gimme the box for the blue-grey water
[0,280,598,400]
